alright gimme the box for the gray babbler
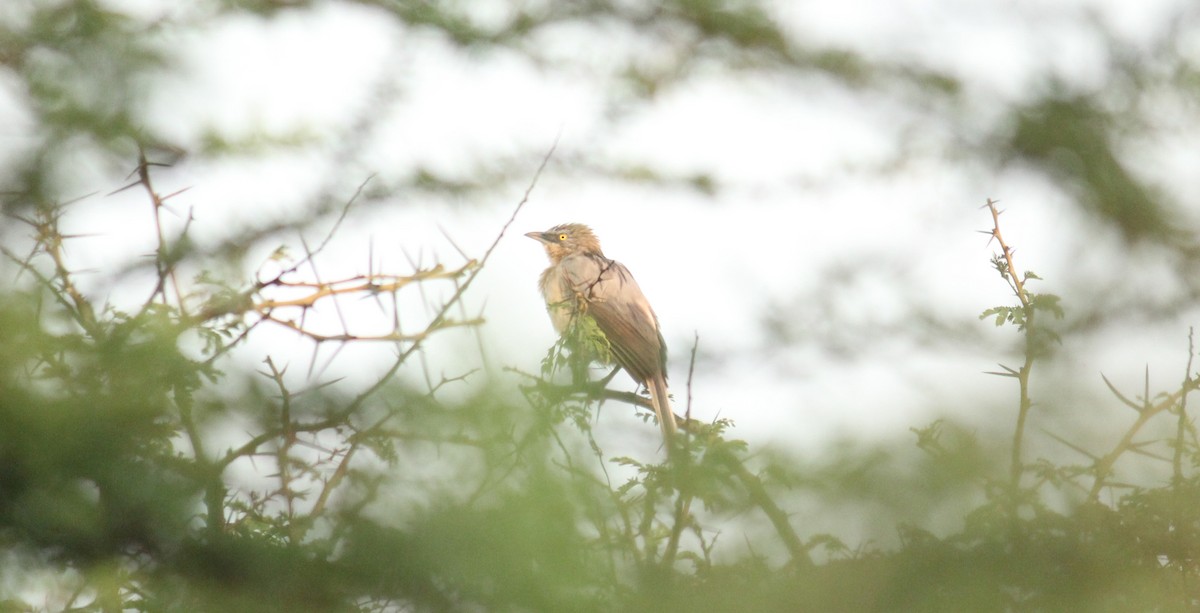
[525,223,676,447]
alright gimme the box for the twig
[985,199,1030,311]
[135,146,190,316]
[1173,327,1194,484]
[662,333,701,569]
[1088,366,1200,502]
[723,455,814,568]
[336,139,558,425]
[262,315,484,344]
[984,198,1036,493]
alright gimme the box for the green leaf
[980,306,1012,326]
[1029,292,1065,319]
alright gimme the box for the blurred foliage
[4,0,1200,611]
[1008,96,1184,246]
[2,163,1200,612]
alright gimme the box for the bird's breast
[539,265,574,334]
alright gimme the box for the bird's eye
[558,233,568,241]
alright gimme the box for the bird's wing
[560,254,666,384]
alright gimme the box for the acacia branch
[1173,328,1194,485]
[1088,366,1200,502]
[336,139,558,422]
[986,198,1030,310]
[4,209,100,336]
[721,455,814,568]
[129,147,193,317]
[263,314,484,343]
[984,198,1037,493]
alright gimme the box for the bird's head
[525,223,603,261]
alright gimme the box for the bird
[525,223,676,448]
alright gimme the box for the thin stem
[1173,327,1194,485]
[985,199,1035,491]
[1087,371,1200,502]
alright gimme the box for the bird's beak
[524,231,549,243]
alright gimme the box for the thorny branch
[525,318,814,569]
[134,145,192,317]
[1174,329,1195,485]
[208,143,562,537]
[1084,336,1200,502]
[3,204,99,335]
[985,198,1030,312]
[983,198,1038,493]
[4,141,562,549]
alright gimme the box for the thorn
[160,186,193,201]
[106,181,142,196]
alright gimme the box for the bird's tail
[648,374,676,452]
